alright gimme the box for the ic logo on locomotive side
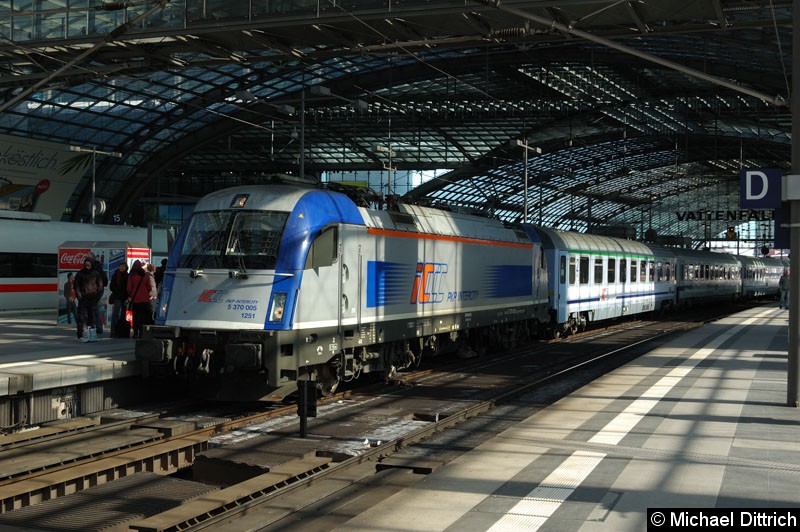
[410,262,448,304]
[197,289,227,303]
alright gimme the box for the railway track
[0,303,759,531]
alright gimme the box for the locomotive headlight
[305,334,317,344]
[269,292,287,322]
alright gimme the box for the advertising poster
[0,134,91,219]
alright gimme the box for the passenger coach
[528,226,676,337]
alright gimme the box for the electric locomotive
[136,177,551,399]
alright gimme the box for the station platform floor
[1,306,798,531]
[0,312,136,396]
[330,304,800,532]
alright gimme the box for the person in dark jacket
[73,257,104,342]
[109,262,129,337]
[127,260,154,339]
[93,256,108,335]
[154,258,167,294]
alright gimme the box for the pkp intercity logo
[197,289,227,303]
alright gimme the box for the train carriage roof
[531,225,654,256]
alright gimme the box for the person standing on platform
[145,263,159,321]
[92,255,108,336]
[779,268,790,309]
[63,272,76,325]
[154,258,167,293]
[127,260,154,339]
[109,262,129,337]
[73,258,104,342]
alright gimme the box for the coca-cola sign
[59,248,91,270]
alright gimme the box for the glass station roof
[0,0,792,247]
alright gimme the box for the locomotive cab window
[179,211,231,268]
[179,210,288,270]
[305,226,338,269]
[227,211,288,270]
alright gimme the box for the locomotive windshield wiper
[229,269,248,279]
[226,227,249,280]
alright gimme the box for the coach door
[556,252,569,322]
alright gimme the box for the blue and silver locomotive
[136,178,550,398]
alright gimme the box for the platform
[0,312,137,397]
[331,304,799,532]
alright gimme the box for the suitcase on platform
[115,318,131,339]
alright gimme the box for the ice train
[134,178,786,398]
[0,211,151,312]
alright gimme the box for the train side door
[556,252,569,322]
[533,244,547,306]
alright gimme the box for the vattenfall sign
[673,169,780,222]
[674,210,774,222]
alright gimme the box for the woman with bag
[126,260,154,339]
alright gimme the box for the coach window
[608,258,616,283]
[620,258,627,283]
[579,256,589,284]
[665,261,672,281]
[630,260,637,284]
[594,257,603,285]
[649,261,655,282]
[639,260,646,282]
[560,255,566,284]
[656,261,662,282]
[569,256,577,285]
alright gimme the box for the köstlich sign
[739,168,781,209]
